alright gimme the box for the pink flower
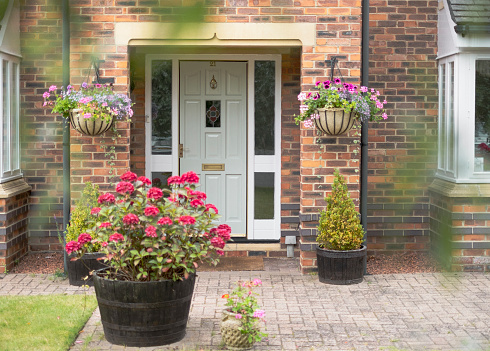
[205,204,218,214]
[48,85,57,92]
[42,91,50,99]
[100,222,111,228]
[217,228,231,241]
[181,171,199,184]
[121,171,137,182]
[218,224,231,234]
[145,225,157,238]
[235,314,242,319]
[211,236,225,249]
[361,86,368,93]
[190,199,204,208]
[216,250,224,256]
[95,83,102,88]
[253,309,265,318]
[303,119,314,128]
[116,181,134,195]
[109,233,124,242]
[147,187,163,200]
[382,113,388,120]
[252,278,262,286]
[157,217,173,225]
[167,175,182,186]
[123,213,139,225]
[83,113,92,119]
[137,176,151,185]
[91,207,101,215]
[190,190,207,201]
[98,193,115,204]
[101,242,108,247]
[65,241,81,254]
[144,206,159,217]
[178,215,196,225]
[77,233,92,244]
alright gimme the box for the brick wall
[430,181,490,272]
[0,184,31,273]
[367,0,438,254]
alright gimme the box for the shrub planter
[316,245,366,285]
[314,108,356,135]
[221,309,257,350]
[67,253,106,286]
[69,109,114,136]
[93,270,196,347]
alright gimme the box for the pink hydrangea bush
[66,170,231,282]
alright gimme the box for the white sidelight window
[0,53,21,182]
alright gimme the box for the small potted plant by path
[67,171,231,347]
[294,78,388,135]
[64,182,106,286]
[316,169,366,284]
[42,82,133,136]
[221,279,268,350]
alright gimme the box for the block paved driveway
[1,258,489,350]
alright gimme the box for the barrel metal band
[97,294,192,309]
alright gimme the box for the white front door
[179,61,247,235]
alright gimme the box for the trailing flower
[42,83,133,124]
[295,78,388,128]
[66,171,231,282]
[222,279,268,343]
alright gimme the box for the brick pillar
[299,123,361,274]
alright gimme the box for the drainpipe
[62,0,70,273]
[361,0,369,272]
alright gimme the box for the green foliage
[317,169,364,251]
[0,294,97,351]
[65,182,100,251]
[222,279,267,343]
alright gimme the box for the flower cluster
[66,171,231,282]
[42,83,133,124]
[295,78,388,128]
[222,279,268,343]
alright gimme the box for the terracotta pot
[68,109,114,136]
[221,309,257,350]
[314,107,356,135]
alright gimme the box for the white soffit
[116,23,313,47]
[0,0,20,57]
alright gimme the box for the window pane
[2,60,9,173]
[475,60,490,172]
[11,62,19,171]
[151,172,172,191]
[254,61,275,155]
[152,60,172,155]
[254,172,274,219]
[447,62,454,172]
[439,64,446,170]
[206,100,221,127]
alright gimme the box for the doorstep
[223,243,295,258]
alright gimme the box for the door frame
[145,54,282,240]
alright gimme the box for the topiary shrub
[64,182,100,251]
[317,169,364,251]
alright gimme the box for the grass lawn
[0,294,97,351]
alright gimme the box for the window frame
[0,52,21,183]
[437,53,490,183]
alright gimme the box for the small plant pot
[69,109,114,136]
[316,245,366,285]
[67,253,106,286]
[221,310,257,350]
[314,108,356,135]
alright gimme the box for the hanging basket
[314,108,356,136]
[68,109,114,136]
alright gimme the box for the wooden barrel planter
[314,108,356,136]
[67,253,106,286]
[93,270,196,347]
[316,245,366,285]
[69,109,114,136]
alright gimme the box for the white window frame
[144,54,281,240]
[437,53,490,183]
[0,52,21,183]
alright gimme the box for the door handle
[179,144,183,158]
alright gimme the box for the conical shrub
[317,169,364,251]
